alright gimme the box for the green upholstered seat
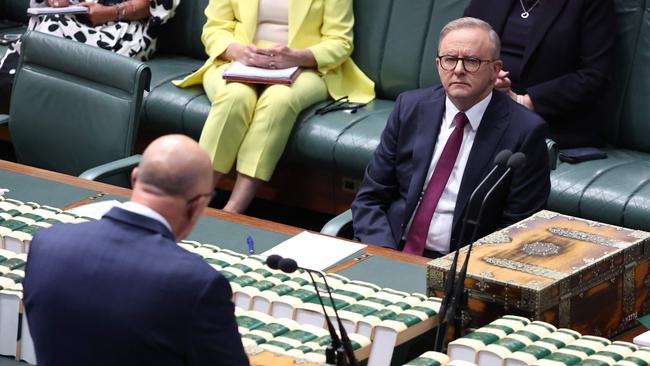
[140,0,209,136]
[549,149,650,231]
[8,31,150,184]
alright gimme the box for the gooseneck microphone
[444,152,528,347]
[278,257,358,366]
[264,255,357,366]
[433,149,512,351]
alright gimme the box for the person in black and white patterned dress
[0,0,179,95]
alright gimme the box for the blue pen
[246,235,255,255]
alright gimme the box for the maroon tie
[403,112,469,256]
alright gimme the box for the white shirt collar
[444,92,493,131]
[120,201,172,232]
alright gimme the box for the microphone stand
[276,257,358,366]
[305,270,347,366]
[315,272,358,366]
[433,150,512,351]
[445,153,526,344]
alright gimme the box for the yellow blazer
[174,0,375,103]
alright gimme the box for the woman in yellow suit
[175,0,375,213]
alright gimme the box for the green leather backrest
[157,0,209,59]
[352,0,469,100]
[603,0,650,151]
[10,31,150,176]
[1,0,28,22]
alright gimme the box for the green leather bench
[4,0,650,233]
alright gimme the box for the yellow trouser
[200,63,328,181]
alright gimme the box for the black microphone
[278,257,358,366]
[265,254,282,270]
[445,152,527,345]
[433,149,511,351]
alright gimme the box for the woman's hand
[494,70,511,91]
[255,45,317,69]
[223,43,267,66]
[507,89,535,111]
[78,2,117,26]
[223,43,317,69]
[47,0,71,7]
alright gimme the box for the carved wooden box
[426,210,650,337]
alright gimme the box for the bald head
[136,134,213,197]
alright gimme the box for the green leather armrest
[546,138,558,171]
[321,209,353,238]
[79,154,141,182]
[0,114,8,126]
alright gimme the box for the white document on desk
[66,200,120,220]
[262,231,366,271]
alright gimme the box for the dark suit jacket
[465,0,616,148]
[23,207,249,366]
[352,87,550,253]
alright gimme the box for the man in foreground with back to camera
[23,135,250,365]
[352,17,550,258]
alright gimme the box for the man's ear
[130,168,138,188]
[186,197,203,222]
[493,59,503,74]
[491,60,503,83]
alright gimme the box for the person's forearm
[221,43,243,61]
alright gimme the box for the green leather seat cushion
[548,148,650,231]
[142,55,205,134]
[284,100,394,176]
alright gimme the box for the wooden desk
[2,160,638,360]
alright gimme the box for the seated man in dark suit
[352,17,550,258]
[23,135,250,366]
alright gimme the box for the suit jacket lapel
[451,92,509,234]
[522,0,568,69]
[240,0,259,44]
[288,0,313,45]
[403,89,446,227]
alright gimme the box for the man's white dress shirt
[403,92,492,254]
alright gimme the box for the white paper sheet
[223,62,298,79]
[27,6,88,16]
[66,200,120,220]
[261,231,366,271]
